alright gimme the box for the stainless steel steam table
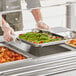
[0,27,76,76]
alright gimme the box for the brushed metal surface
[0,33,76,76]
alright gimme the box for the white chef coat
[0,0,41,34]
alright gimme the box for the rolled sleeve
[25,0,41,9]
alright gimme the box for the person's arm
[25,0,50,30]
[2,17,6,25]
[31,9,50,30]
[1,17,15,42]
[31,9,42,23]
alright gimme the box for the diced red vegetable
[50,37,53,39]
[22,57,26,59]
[14,54,19,57]
[0,47,26,64]
[55,36,58,39]
[33,42,37,44]
[40,41,43,43]
[38,43,41,44]
[19,34,23,36]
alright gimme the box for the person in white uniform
[0,0,50,41]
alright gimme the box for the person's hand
[3,26,15,42]
[37,21,50,30]
[1,23,15,42]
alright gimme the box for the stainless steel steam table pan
[17,29,68,47]
[0,42,32,65]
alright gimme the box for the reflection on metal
[0,37,75,75]
[66,1,76,38]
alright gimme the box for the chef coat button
[15,18,18,21]
[6,6,9,9]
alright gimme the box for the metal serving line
[0,1,76,76]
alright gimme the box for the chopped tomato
[5,48,9,52]
[38,43,41,44]
[50,38,52,39]
[1,57,6,63]
[33,42,37,44]
[14,54,19,57]
[55,36,58,39]
[19,34,23,35]
[8,54,13,58]
[7,51,14,55]
[3,55,9,59]
[0,47,26,64]
[13,57,17,61]
[16,57,21,60]
[40,41,43,43]
[22,57,26,59]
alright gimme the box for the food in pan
[19,32,64,44]
[67,39,76,47]
[0,46,26,63]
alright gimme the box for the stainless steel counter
[0,27,76,76]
